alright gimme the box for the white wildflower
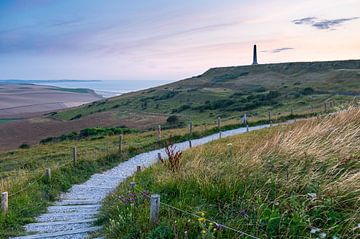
[310,227,321,234]
[319,232,326,238]
[307,193,317,200]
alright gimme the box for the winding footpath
[12,124,272,239]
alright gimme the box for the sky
[0,0,359,81]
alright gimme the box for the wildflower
[307,193,317,200]
[201,230,206,234]
[310,227,321,234]
[214,223,223,231]
[201,212,205,217]
[198,217,206,223]
[227,143,233,146]
[209,222,214,227]
[319,232,327,238]
[213,228,217,232]
[239,209,248,217]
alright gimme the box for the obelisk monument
[252,44,258,65]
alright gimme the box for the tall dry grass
[151,107,360,237]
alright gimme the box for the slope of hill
[0,60,359,151]
[53,60,360,123]
[100,108,360,238]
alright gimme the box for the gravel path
[11,124,271,239]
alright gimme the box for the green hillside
[53,60,360,124]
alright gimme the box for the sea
[0,80,173,98]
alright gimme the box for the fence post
[324,102,327,113]
[45,168,51,182]
[246,124,249,132]
[130,182,136,191]
[157,125,161,143]
[243,113,247,125]
[268,111,272,126]
[136,165,141,173]
[119,134,123,154]
[157,152,161,162]
[189,121,193,135]
[72,146,77,165]
[1,192,8,215]
[189,140,192,148]
[217,117,221,138]
[150,194,160,225]
[217,117,221,129]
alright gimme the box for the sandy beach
[0,84,102,118]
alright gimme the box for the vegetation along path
[11,123,276,239]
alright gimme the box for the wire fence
[1,99,358,213]
[133,186,261,239]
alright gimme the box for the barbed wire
[134,187,261,239]
[2,100,357,200]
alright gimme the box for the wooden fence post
[130,182,136,191]
[72,146,77,165]
[268,111,272,126]
[45,168,51,182]
[150,194,160,225]
[157,152,161,162]
[119,134,123,154]
[1,192,8,215]
[243,113,247,125]
[136,165,141,173]
[189,140,192,148]
[217,117,221,138]
[217,117,221,129]
[157,125,161,143]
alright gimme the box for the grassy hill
[53,60,360,124]
[100,108,360,238]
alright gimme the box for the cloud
[292,17,316,25]
[292,17,359,30]
[261,47,294,53]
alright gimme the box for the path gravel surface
[11,124,271,239]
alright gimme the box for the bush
[300,87,315,95]
[166,115,179,124]
[70,114,82,120]
[19,143,30,149]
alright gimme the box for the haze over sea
[0,80,173,98]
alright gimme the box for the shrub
[19,143,30,149]
[300,87,315,95]
[70,114,82,120]
[166,115,179,124]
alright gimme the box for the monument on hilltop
[252,44,258,65]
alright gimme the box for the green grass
[99,108,360,238]
[48,87,93,94]
[52,60,360,125]
[0,109,318,238]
